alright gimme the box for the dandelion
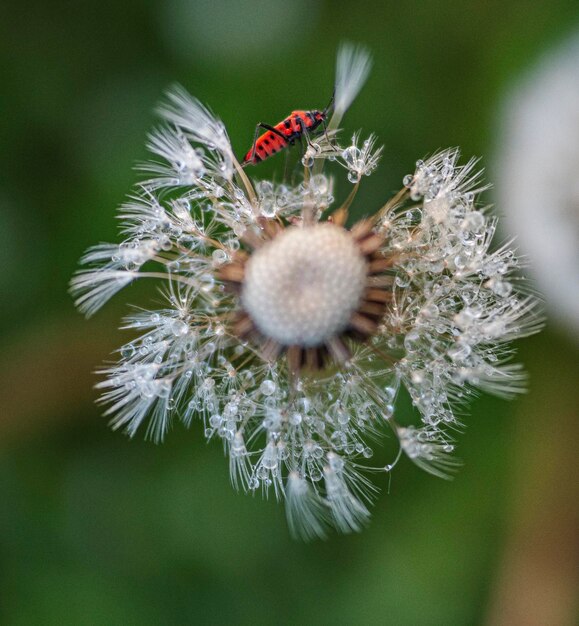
[497,33,579,341]
[71,44,542,539]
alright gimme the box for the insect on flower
[70,44,542,540]
[242,93,334,165]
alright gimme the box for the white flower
[497,33,579,341]
[71,46,542,539]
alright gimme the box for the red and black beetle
[242,95,334,166]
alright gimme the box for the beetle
[242,94,334,166]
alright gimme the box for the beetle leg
[298,118,315,151]
[243,123,262,164]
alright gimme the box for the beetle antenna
[323,90,335,116]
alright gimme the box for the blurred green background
[1,1,578,624]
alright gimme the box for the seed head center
[242,223,367,347]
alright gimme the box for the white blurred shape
[334,43,372,116]
[160,0,321,66]
[497,33,579,341]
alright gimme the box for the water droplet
[342,146,361,165]
[257,181,274,196]
[256,465,269,479]
[212,249,228,266]
[311,174,329,195]
[200,274,214,292]
[289,412,302,426]
[328,453,344,471]
[209,414,222,428]
[404,330,421,352]
[260,195,276,218]
[233,222,246,237]
[159,236,172,252]
[260,380,276,396]
[309,467,323,481]
[171,319,189,337]
[121,344,135,359]
[448,342,471,362]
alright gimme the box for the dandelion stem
[373,187,409,225]
[339,181,360,216]
[137,272,200,288]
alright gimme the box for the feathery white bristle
[334,43,372,116]
[70,270,138,317]
[285,472,328,541]
[158,86,229,150]
[157,85,235,180]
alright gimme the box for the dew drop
[289,412,302,426]
[347,171,359,184]
[171,319,189,337]
[260,380,276,396]
[309,467,323,481]
[121,344,135,359]
[200,274,215,292]
[404,331,421,352]
[209,414,222,428]
[212,249,228,266]
[260,196,276,218]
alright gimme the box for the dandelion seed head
[71,45,542,539]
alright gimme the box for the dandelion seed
[71,45,542,539]
[334,43,372,118]
[340,132,383,183]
